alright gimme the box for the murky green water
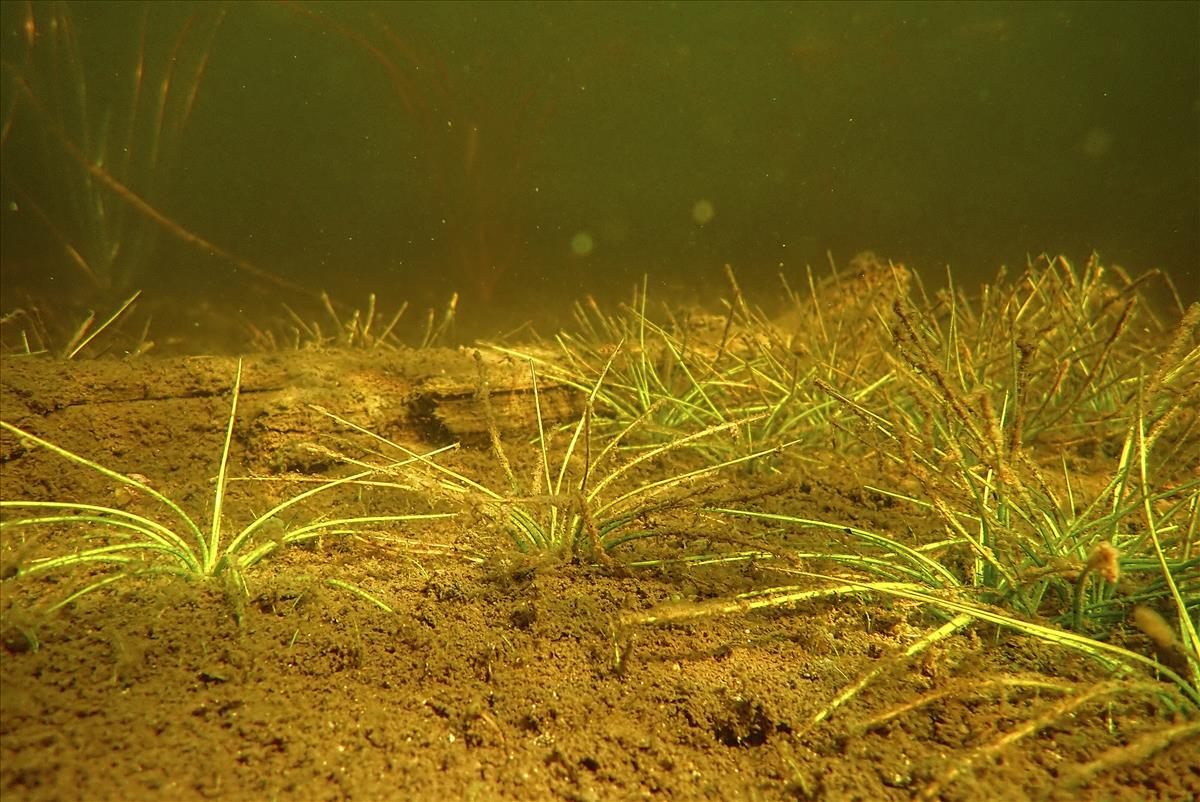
[2,1,1196,340]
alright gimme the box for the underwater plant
[0,360,453,612]
[488,263,906,467]
[311,348,799,563]
[1,2,223,294]
[1,290,148,358]
[244,291,460,352]
[614,256,1198,789]
[1,2,310,306]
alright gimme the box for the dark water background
[2,1,1197,341]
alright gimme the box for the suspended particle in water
[692,199,715,225]
[571,231,595,256]
[1080,127,1113,159]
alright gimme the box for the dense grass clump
[601,256,1198,718]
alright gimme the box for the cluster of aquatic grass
[910,254,1188,448]
[1,291,150,358]
[618,255,1198,766]
[311,350,797,563]
[1,2,224,294]
[1,254,1192,794]
[490,260,907,465]
[245,292,460,351]
[0,360,454,613]
[489,278,743,452]
[0,334,795,621]
[823,256,1199,639]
